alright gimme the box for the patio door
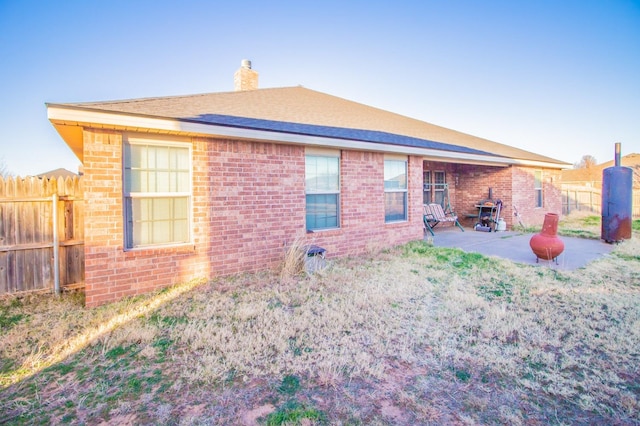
[423,170,446,206]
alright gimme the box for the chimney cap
[241,59,252,69]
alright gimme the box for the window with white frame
[123,138,191,249]
[534,170,543,208]
[305,150,340,231]
[384,157,407,222]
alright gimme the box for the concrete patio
[427,226,616,270]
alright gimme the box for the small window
[384,159,407,222]
[124,139,191,248]
[305,152,340,231]
[534,170,543,208]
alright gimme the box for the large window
[384,158,407,222]
[124,139,191,249]
[534,170,543,208]
[305,151,340,231]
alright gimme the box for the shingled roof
[47,86,569,168]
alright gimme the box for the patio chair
[423,203,465,236]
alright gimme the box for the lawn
[1,216,639,425]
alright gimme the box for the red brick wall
[308,152,423,256]
[83,130,423,307]
[510,166,563,226]
[200,138,307,275]
[449,164,562,229]
[452,164,513,227]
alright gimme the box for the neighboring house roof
[561,153,640,187]
[47,86,570,168]
[36,168,78,179]
[599,152,640,170]
[561,167,601,185]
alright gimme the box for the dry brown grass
[1,226,639,425]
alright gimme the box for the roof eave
[46,104,570,169]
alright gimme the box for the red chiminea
[529,213,565,263]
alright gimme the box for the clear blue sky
[1,0,638,176]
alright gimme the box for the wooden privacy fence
[562,184,640,218]
[0,176,84,296]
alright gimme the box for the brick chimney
[234,59,258,91]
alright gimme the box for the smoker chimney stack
[234,59,258,91]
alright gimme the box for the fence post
[53,193,60,296]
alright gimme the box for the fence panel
[0,176,84,295]
[562,184,640,218]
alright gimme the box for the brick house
[47,61,570,306]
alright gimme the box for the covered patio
[421,159,565,231]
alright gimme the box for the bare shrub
[279,237,307,282]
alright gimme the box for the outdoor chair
[423,203,465,236]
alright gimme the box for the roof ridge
[61,85,307,106]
